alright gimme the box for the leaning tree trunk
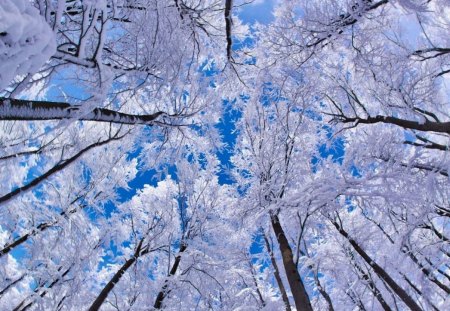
[263,232,292,311]
[13,266,71,311]
[88,239,145,311]
[331,220,422,311]
[0,97,164,125]
[0,132,124,206]
[350,256,392,311]
[0,195,86,257]
[153,242,187,309]
[270,213,313,311]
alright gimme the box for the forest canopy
[0,0,449,310]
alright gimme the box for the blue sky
[238,0,276,24]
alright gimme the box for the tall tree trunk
[0,223,51,258]
[0,274,25,298]
[0,133,124,206]
[270,213,313,311]
[0,194,88,257]
[13,266,71,311]
[349,256,392,311]
[403,274,440,311]
[331,220,422,311]
[248,258,266,307]
[337,114,450,135]
[263,232,292,311]
[224,0,233,60]
[298,246,334,311]
[153,242,187,309]
[88,239,145,311]
[0,97,164,125]
[402,245,450,294]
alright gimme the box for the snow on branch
[0,0,56,91]
[0,97,166,125]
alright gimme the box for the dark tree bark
[0,223,52,258]
[0,132,125,206]
[401,244,450,295]
[0,275,25,298]
[350,257,392,311]
[270,213,313,311]
[224,0,233,60]
[0,194,89,258]
[153,242,187,309]
[0,191,90,257]
[13,266,71,311]
[403,275,440,311]
[299,247,334,311]
[331,220,422,311]
[88,239,148,311]
[334,114,450,134]
[0,97,164,125]
[263,233,292,311]
[248,258,266,307]
[306,0,389,48]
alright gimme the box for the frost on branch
[0,0,56,91]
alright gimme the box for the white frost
[0,0,56,91]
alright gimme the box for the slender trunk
[270,214,313,311]
[224,0,233,60]
[0,194,87,257]
[339,115,450,134]
[0,274,25,298]
[423,257,450,283]
[88,258,137,311]
[331,220,422,311]
[307,0,388,48]
[346,286,368,311]
[421,224,449,242]
[403,275,440,311]
[153,242,187,309]
[402,245,450,295]
[351,258,392,311]
[0,223,51,258]
[248,259,266,307]
[263,233,292,311]
[13,267,71,311]
[0,133,124,206]
[88,239,144,311]
[0,97,164,125]
[298,248,334,311]
[311,267,334,311]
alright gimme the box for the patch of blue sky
[311,124,345,173]
[216,99,242,185]
[99,240,121,269]
[237,0,277,25]
[249,231,265,265]
[9,241,27,262]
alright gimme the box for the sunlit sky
[238,0,276,25]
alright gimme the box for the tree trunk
[0,97,164,125]
[339,114,450,134]
[270,214,313,311]
[350,257,392,311]
[0,223,51,258]
[13,266,71,311]
[153,242,187,309]
[263,233,292,311]
[0,133,124,206]
[224,0,233,60]
[248,259,266,307]
[88,240,144,311]
[331,220,422,311]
